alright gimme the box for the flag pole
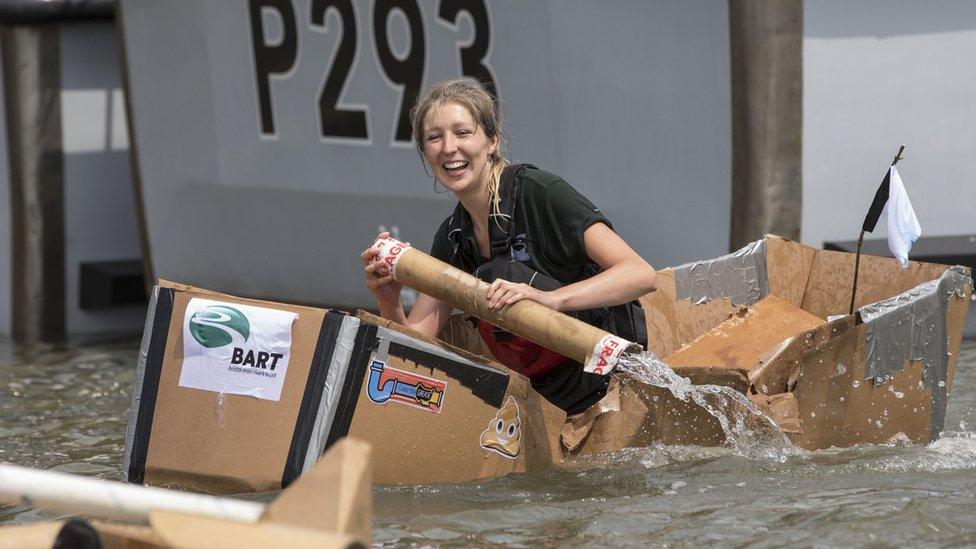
[849,144,906,315]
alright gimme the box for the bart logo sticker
[366,360,446,414]
[188,305,250,348]
[480,396,521,459]
[179,298,297,402]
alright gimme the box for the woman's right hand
[361,231,405,305]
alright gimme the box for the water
[613,351,796,461]
[2,336,976,546]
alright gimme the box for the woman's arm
[485,222,657,311]
[362,232,455,337]
[403,293,455,338]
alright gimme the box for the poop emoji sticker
[480,396,521,459]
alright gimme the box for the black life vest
[445,164,648,348]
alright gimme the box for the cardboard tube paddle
[373,236,642,374]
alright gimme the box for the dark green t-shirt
[429,166,612,283]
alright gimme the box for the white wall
[59,22,145,334]
[803,1,976,248]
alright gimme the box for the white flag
[883,166,921,268]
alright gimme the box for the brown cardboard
[374,238,640,371]
[262,438,372,543]
[764,234,817,308]
[665,295,824,371]
[640,269,741,358]
[0,521,166,548]
[800,248,948,319]
[347,312,565,485]
[125,234,972,490]
[0,438,373,548]
[143,282,325,494]
[148,511,360,549]
[437,313,493,359]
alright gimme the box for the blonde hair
[410,78,508,223]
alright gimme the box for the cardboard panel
[665,295,824,371]
[640,269,740,357]
[570,370,742,455]
[748,316,855,396]
[437,313,493,360]
[764,234,817,307]
[345,316,565,485]
[789,323,932,449]
[801,249,950,319]
[143,287,326,493]
[944,286,972,396]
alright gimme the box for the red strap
[477,319,567,380]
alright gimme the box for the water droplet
[939,381,946,388]
[839,397,845,402]
[852,380,861,388]
[810,412,816,418]
[215,392,227,429]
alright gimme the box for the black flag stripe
[861,168,891,233]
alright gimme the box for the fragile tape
[372,236,412,278]
[585,334,633,375]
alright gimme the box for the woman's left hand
[485,279,561,311]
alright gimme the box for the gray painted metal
[859,266,972,439]
[0,0,113,23]
[122,284,159,479]
[2,25,65,342]
[118,0,732,310]
[59,22,146,335]
[729,0,803,249]
[673,238,768,306]
[0,38,10,335]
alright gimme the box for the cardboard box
[442,235,972,454]
[586,236,972,452]
[125,234,972,491]
[123,281,564,493]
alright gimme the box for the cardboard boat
[0,438,371,548]
[123,235,971,492]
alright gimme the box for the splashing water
[615,351,798,461]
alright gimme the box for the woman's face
[421,101,498,198]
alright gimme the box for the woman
[361,79,657,415]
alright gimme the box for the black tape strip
[280,310,345,487]
[387,341,509,408]
[323,323,378,451]
[862,169,891,233]
[126,287,174,484]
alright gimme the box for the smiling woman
[361,78,657,415]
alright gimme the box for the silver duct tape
[859,266,972,438]
[122,285,160,479]
[379,327,487,368]
[673,238,768,306]
[303,315,361,473]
